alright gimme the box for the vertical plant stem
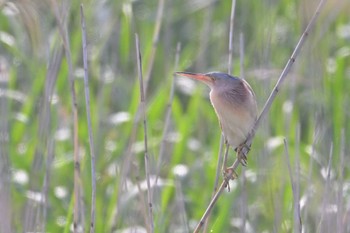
[113,1,164,227]
[203,137,226,230]
[221,0,237,178]
[203,1,236,231]
[0,59,12,233]
[23,26,63,231]
[80,5,96,233]
[135,33,154,233]
[135,174,153,232]
[227,0,236,75]
[239,32,248,233]
[239,33,245,80]
[39,43,63,232]
[193,0,326,231]
[50,0,82,231]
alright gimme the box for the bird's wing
[241,80,258,120]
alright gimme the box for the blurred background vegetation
[0,0,349,232]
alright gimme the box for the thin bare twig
[135,33,154,233]
[193,0,326,231]
[204,138,227,232]
[194,179,231,232]
[248,0,325,146]
[80,5,96,233]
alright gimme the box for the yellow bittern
[176,72,258,169]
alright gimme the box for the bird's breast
[209,89,257,148]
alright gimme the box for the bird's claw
[236,143,250,166]
[222,166,238,191]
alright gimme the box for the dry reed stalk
[114,0,165,226]
[50,0,83,231]
[0,57,12,233]
[23,22,63,231]
[80,5,97,233]
[204,1,236,231]
[221,0,237,176]
[135,33,154,233]
[194,0,326,231]
[239,32,248,233]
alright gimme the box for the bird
[175,71,258,170]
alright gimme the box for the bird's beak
[175,72,214,86]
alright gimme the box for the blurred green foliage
[0,0,349,232]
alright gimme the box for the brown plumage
[176,72,258,151]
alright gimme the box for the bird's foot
[235,143,250,166]
[222,166,238,191]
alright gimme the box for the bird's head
[175,71,241,89]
